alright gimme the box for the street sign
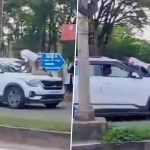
[39,53,66,72]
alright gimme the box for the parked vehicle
[0,63,65,109]
[74,57,150,116]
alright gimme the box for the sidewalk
[0,142,66,150]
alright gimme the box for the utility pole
[73,1,107,144]
[0,0,3,56]
[75,0,98,121]
[75,12,94,121]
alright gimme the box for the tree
[106,24,150,63]
[89,0,148,56]
[3,0,76,55]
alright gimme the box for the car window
[75,64,102,76]
[102,64,129,78]
[91,65,102,76]
[75,63,130,78]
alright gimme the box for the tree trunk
[53,40,57,53]
[52,28,57,53]
[89,19,99,56]
[98,23,114,56]
[48,23,52,52]
[41,26,46,52]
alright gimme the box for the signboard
[39,53,66,72]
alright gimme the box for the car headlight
[26,80,41,87]
[20,79,41,87]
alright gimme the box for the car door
[100,63,148,109]
[90,63,104,108]
[74,62,104,107]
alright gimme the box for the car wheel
[45,103,59,108]
[5,86,25,109]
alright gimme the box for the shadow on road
[106,115,150,122]
[0,103,66,110]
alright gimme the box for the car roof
[75,57,120,62]
[0,58,22,63]
[0,58,21,61]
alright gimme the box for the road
[0,101,72,122]
[0,141,66,150]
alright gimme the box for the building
[61,24,76,61]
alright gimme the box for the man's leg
[25,61,32,73]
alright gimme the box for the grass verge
[102,126,150,144]
[0,115,71,132]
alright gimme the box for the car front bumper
[23,85,65,104]
[26,94,64,104]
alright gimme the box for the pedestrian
[63,58,70,92]
[20,49,40,73]
[67,61,74,93]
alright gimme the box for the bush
[102,127,150,144]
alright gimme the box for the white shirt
[63,63,71,85]
[21,49,39,62]
[128,57,150,70]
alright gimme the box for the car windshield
[0,63,22,73]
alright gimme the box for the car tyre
[5,86,25,109]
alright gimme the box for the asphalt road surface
[0,101,72,122]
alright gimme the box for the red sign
[61,24,76,41]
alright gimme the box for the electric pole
[75,0,98,121]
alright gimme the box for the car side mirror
[131,72,142,79]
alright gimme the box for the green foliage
[4,0,76,53]
[102,127,150,144]
[106,25,150,63]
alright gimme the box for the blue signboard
[39,53,66,72]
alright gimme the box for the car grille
[41,80,63,90]
[42,94,64,99]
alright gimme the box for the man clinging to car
[123,56,150,75]
[20,49,40,73]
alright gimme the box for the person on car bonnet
[20,49,39,73]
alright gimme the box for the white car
[0,58,23,72]
[0,57,60,76]
[74,57,150,116]
[0,58,23,66]
[0,63,65,109]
